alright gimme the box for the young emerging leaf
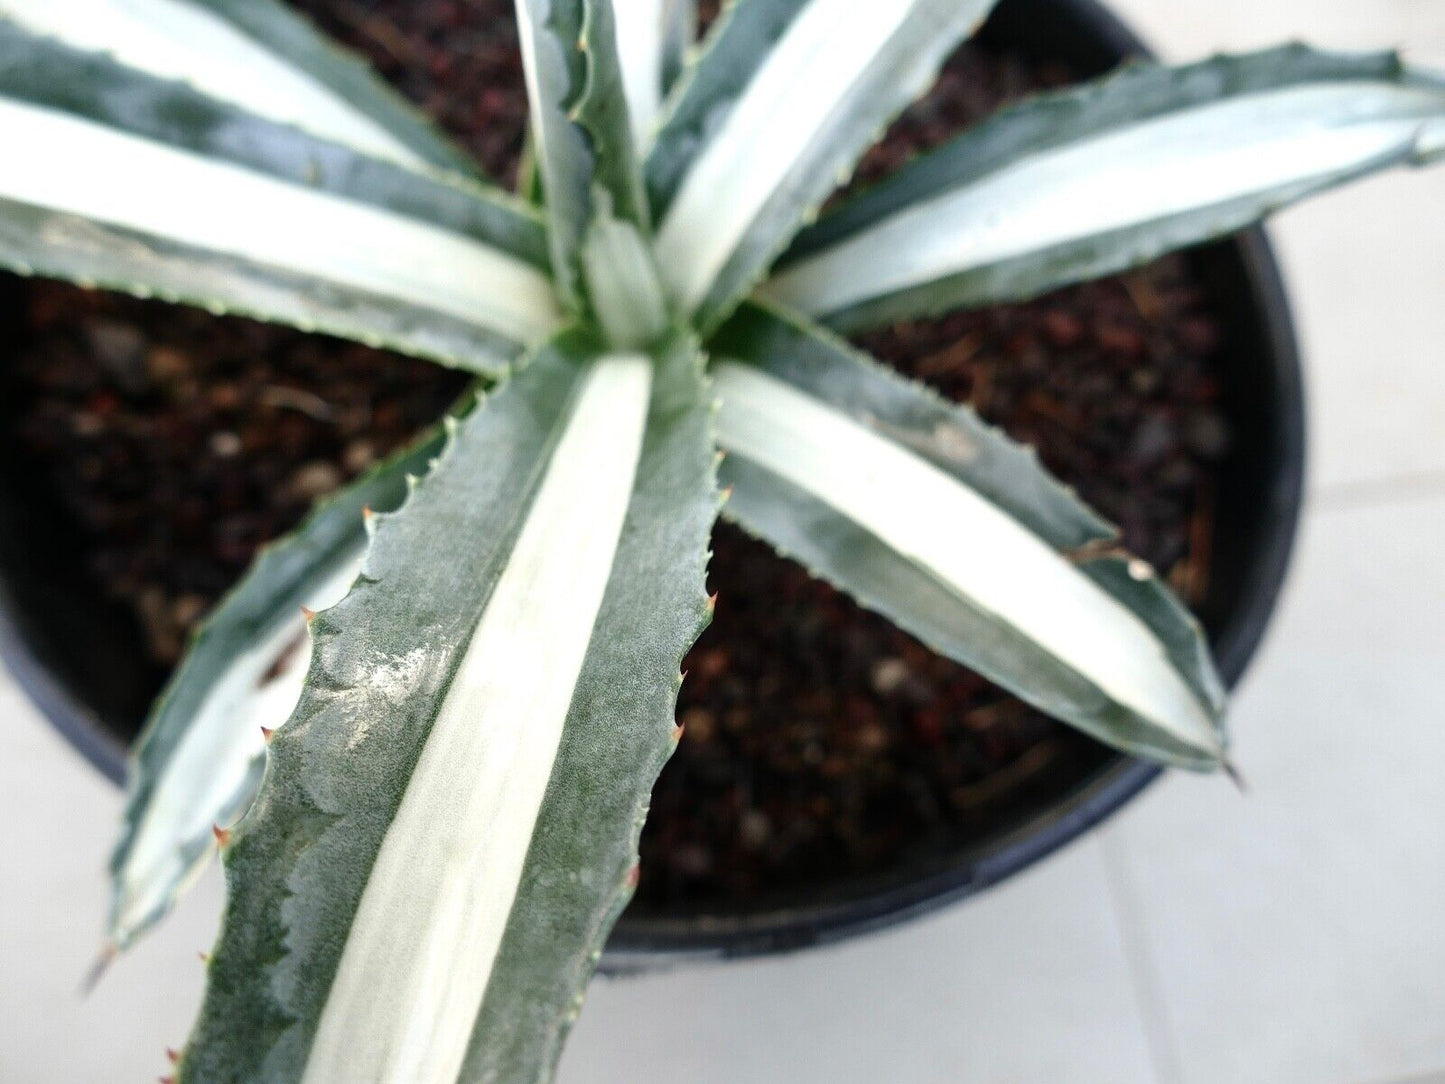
[516,0,692,200]
[765,46,1445,329]
[0,0,475,172]
[646,0,1000,332]
[107,425,451,955]
[181,332,717,1084]
[0,25,561,377]
[514,0,653,310]
[711,303,1226,768]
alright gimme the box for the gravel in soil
[0,1,1229,914]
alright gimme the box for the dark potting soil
[0,2,1230,913]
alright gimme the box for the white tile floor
[4,2,1445,1081]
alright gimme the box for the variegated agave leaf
[33,1,1444,1079]
[518,0,695,202]
[107,423,453,957]
[0,0,474,172]
[764,46,1445,329]
[178,331,717,1084]
[0,23,561,378]
[711,303,1226,768]
[646,0,1001,332]
[614,0,697,146]
[514,0,654,312]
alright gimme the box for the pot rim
[0,0,1305,970]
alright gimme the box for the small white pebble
[871,657,910,695]
[209,431,242,458]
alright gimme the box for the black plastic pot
[0,0,1304,970]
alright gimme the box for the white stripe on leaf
[766,76,1445,320]
[0,0,425,166]
[616,0,696,145]
[652,0,995,321]
[614,0,668,145]
[0,98,562,345]
[712,361,1222,760]
[514,0,653,310]
[301,355,652,1084]
[112,551,363,946]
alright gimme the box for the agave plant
[1,0,1442,1079]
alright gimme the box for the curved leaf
[646,0,999,332]
[0,24,561,378]
[765,47,1445,329]
[710,303,1226,768]
[180,332,717,1084]
[108,426,451,955]
[0,0,474,172]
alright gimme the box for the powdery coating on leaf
[868,415,983,467]
[361,645,434,703]
[180,335,718,1084]
[341,645,441,750]
[107,417,453,954]
[300,357,651,1083]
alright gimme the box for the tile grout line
[1348,1068,1445,1084]
[1099,830,1187,1084]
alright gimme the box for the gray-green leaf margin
[0,0,476,172]
[711,303,1226,768]
[766,46,1445,329]
[0,24,559,378]
[646,0,1001,332]
[108,423,450,955]
[179,331,717,1083]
